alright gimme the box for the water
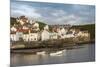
[10,43,95,66]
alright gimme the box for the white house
[65,34,75,38]
[57,28,61,36]
[17,16,28,25]
[77,31,89,37]
[60,28,75,38]
[44,25,49,30]
[50,32,58,39]
[10,34,18,41]
[60,28,66,35]
[11,32,23,41]
[11,27,24,41]
[29,33,40,41]
[41,30,50,41]
[23,34,29,41]
[11,26,17,32]
[19,19,25,25]
[57,27,67,39]
[15,32,23,41]
[70,29,76,35]
[22,33,40,41]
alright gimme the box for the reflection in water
[11,44,95,66]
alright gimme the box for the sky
[11,0,95,25]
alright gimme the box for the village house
[65,34,75,38]
[10,31,23,41]
[60,28,66,35]
[41,25,50,41]
[57,27,67,39]
[11,26,17,32]
[16,32,23,40]
[50,32,58,39]
[63,29,75,38]
[29,33,40,41]
[10,26,18,41]
[10,34,18,41]
[77,31,90,37]
[41,30,50,41]
[16,16,28,26]
[69,29,76,35]
[11,31,40,42]
[44,25,49,30]
[22,34,29,41]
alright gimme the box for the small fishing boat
[36,51,46,55]
[49,49,67,56]
[49,51,63,56]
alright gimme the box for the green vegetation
[72,24,95,40]
[36,21,46,30]
[10,17,17,26]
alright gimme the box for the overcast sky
[11,0,95,25]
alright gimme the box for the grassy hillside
[10,17,18,26]
[35,21,46,30]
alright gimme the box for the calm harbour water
[10,43,95,66]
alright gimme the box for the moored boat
[36,51,46,55]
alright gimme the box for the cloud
[11,2,42,19]
[51,14,80,25]
[11,1,95,25]
[51,9,67,17]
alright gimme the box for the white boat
[49,49,67,56]
[36,51,46,55]
[49,51,63,56]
